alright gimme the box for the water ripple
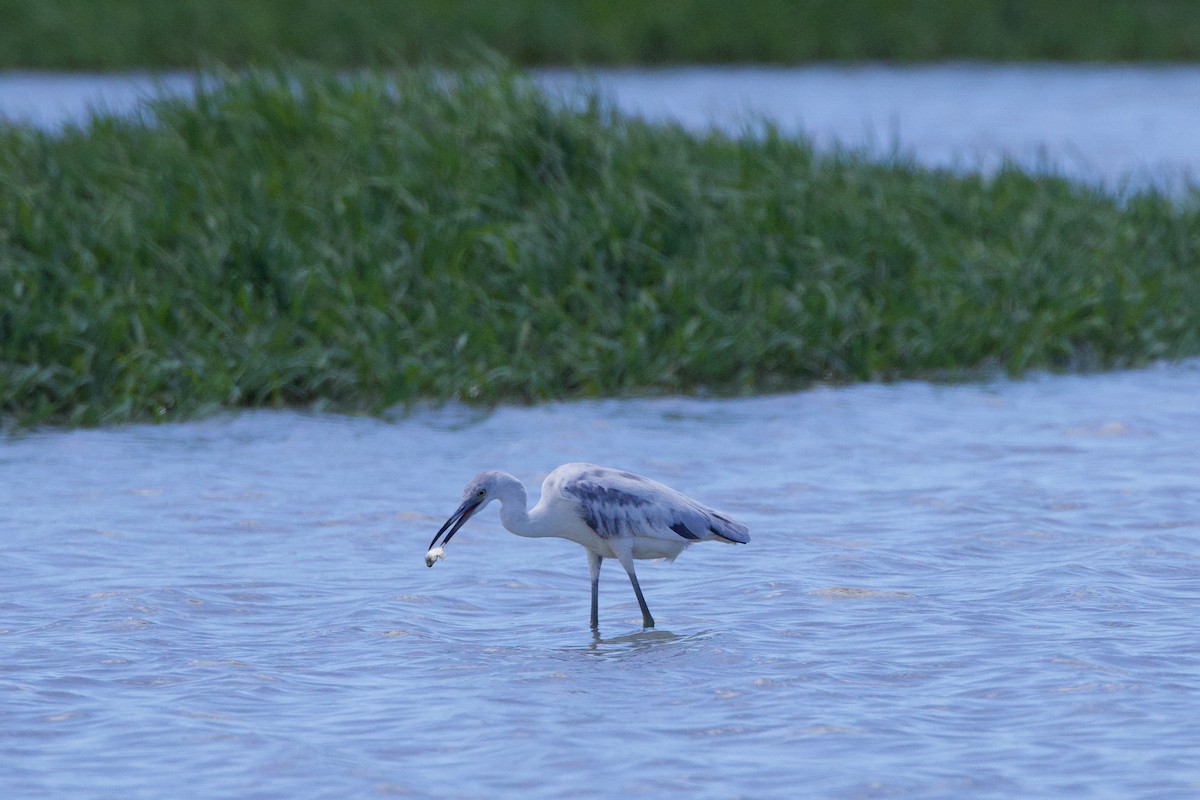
[3,363,1200,797]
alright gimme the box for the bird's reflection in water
[578,627,712,658]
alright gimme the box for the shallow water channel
[4,362,1200,798]
[3,64,1200,189]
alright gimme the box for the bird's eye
[476,489,486,498]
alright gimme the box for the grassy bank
[3,1,1200,69]
[1,63,1199,426]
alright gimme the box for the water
[4,65,1200,189]
[537,64,1200,191]
[3,362,1200,798]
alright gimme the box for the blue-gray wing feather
[558,465,749,544]
[562,479,650,539]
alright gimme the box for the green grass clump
[1,63,1199,426]
[2,0,1200,69]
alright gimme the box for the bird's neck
[495,477,553,538]
[495,477,530,534]
[499,500,534,537]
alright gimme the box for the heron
[425,463,750,629]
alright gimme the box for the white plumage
[426,463,749,629]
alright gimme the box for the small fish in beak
[424,546,446,567]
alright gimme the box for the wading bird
[426,463,750,629]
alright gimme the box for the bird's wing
[554,464,749,544]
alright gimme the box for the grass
[1,62,1199,426]
[2,0,1200,69]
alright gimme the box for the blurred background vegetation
[1,0,1199,69]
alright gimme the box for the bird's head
[426,471,508,553]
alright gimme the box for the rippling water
[3,362,1199,797]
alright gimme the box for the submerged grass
[2,63,1199,426]
[3,0,1200,68]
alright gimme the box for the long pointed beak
[428,498,482,551]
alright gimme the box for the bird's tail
[707,511,750,544]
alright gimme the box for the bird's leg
[615,551,654,628]
[587,550,603,630]
[629,572,655,629]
